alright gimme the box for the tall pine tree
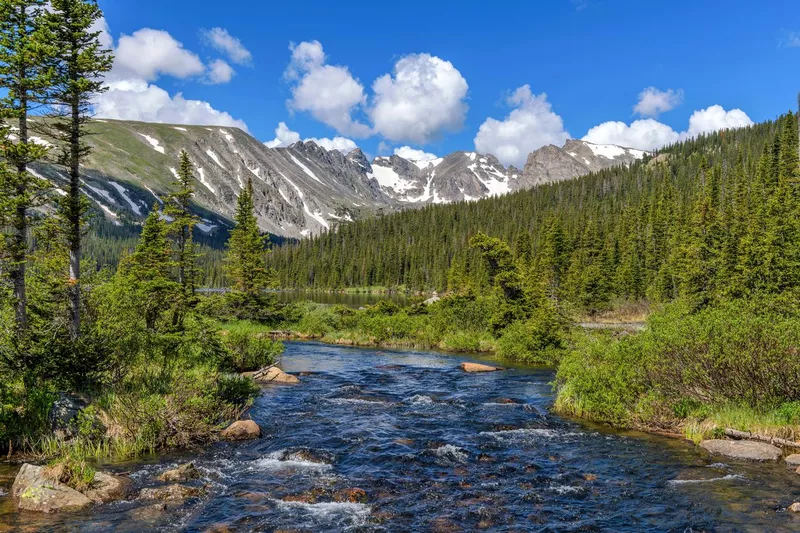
[40,0,112,338]
[225,177,274,296]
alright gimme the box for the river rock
[333,488,368,503]
[83,472,132,504]
[785,454,800,466]
[700,439,782,461]
[221,420,261,441]
[460,362,502,373]
[12,464,92,513]
[158,463,200,483]
[255,367,300,384]
[48,393,89,440]
[139,484,206,502]
[790,502,800,513]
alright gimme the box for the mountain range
[30,119,647,238]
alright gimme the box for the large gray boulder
[220,420,261,441]
[12,464,92,513]
[700,439,782,462]
[83,472,132,504]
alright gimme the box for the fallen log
[724,428,800,450]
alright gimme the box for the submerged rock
[460,362,502,373]
[700,440,781,462]
[255,367,300,384]
[221,420,261,441]
[83,472,132,504]
[158,463,200,483]
[333,487,368,503]
[12,464,92,513]
[139,484,206,502]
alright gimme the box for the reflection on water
[1,342,799,532]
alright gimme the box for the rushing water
[1,342,799,532]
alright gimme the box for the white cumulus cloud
[685,105,753,137]
[285,41,371,138]
[370,53,468,144]
[207,59,235,84]
[473,85,569,167]
[634,87,683,117]
[95,78,248,130]
[394,146,438,162]
[264,122,357,153]
[583,118,680,151]
[583,105,753,151]
[201,27,253,65]
[93,19,248,130]
[265,122,301,148]
[113,28,205,81]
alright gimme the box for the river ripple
[1,341,799,532]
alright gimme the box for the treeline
[269,113,799,312]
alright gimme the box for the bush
[46,448,96,492]
[296,304,340,336]
[496,304,568,364]
[220,330,282,372]
[215,374,260,407]
[555,296,800,429]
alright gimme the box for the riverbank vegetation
[0,0,283,464]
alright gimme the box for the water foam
[432,444,469,463]
[251,450,332,472]
[668,474,743,485]
[272,500,372,527]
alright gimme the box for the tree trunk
[12,21,29,332]
[67,95,81,340]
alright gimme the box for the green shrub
[775,401,800,425]
[215,374,259,407]
[220,330,282,372]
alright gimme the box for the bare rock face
[12,464,92,514]
[699,440,782,461]
[255,367,300,384]
[460,362,502,373]
[221,420,261,441]
[157,463,201,483]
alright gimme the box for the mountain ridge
[31,119,647,238]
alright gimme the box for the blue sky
[96,0,800,166]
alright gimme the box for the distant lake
[197,289,410,308]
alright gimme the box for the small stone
[583,473,598,481]
[139,484,205,502]
[460,362,502,373]
[789,502,800,513]
[221,420,261,441]
[255,367,300,384]
[785,454,800,466]
[699,439,781,462]
[158,463,200,483]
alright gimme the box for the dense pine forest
[269,113,799,312]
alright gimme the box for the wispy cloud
[571,0,590,11]
[781,30,800,48]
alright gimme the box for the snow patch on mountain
[138,133,165,154]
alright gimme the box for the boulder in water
[785,454,800,466]
[790,502,800,513]
[333,487,368,503]
[83,472,132,504]
[221,420,261,441]
[158,463,200,483]
[460,362,502,373]
[255,367,300,384]
[139,484,206,502]
[12,464,92,513]
[700,439,781,461]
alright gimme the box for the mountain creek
[1,342,798,532]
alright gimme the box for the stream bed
[1,342,799,532]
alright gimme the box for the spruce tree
[225,177,274,296]
[0,0,52,332]
[164,150,199,317]
[40,0,112,339]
